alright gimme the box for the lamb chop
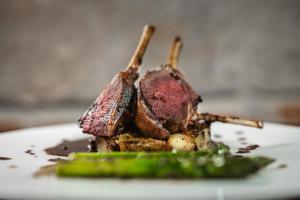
[135,36,263,139]
[135,37,202,140]
[93,36,263,152]
[78,25,155,137]
[93,37,206,152]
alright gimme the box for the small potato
[194,127,211,150]
[167,134,195,151]
[97,137,113,152]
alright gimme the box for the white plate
[0,122,300,200]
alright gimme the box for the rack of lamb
[79,26,263,152]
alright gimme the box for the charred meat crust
[79,68,138,137]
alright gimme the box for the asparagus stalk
[56,155,273,178]
[56,142,273,178]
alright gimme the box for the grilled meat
[79,29,264,153]
[79,25,155,137]
[135,37,201,139]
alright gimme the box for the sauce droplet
[44,139,90,157]
[0,157,11,160]
[48,158,67,162]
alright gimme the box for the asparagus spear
[56,142,273,178]
[56,155,274,178]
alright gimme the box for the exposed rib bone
[167,36,183,69]
[128,25,156,69]
[196,112,263,129]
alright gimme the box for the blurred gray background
[0,0,300,131]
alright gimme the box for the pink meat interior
[141,69,198,121]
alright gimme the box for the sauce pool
[44,139,91,157]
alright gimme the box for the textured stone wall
[0,0,300,129]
